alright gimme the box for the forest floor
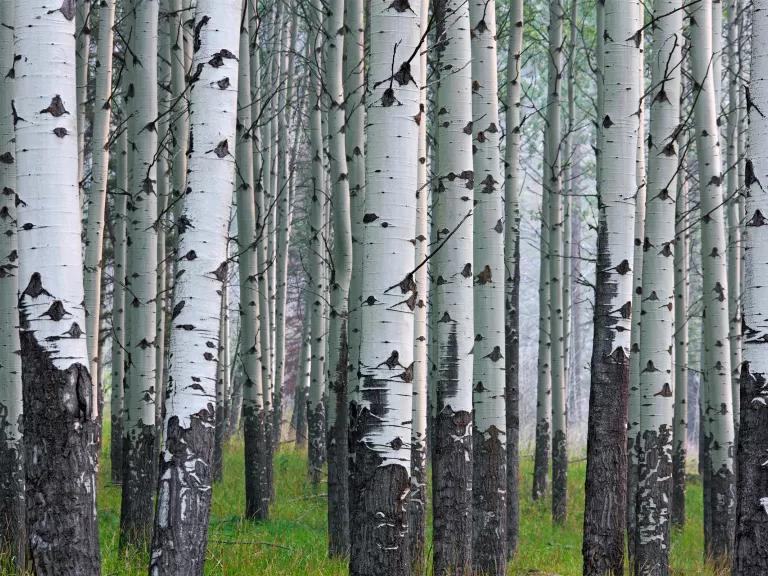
[67,435,724,574]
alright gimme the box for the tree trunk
[687,0,736,562]
[504,0,524,560]
[432,0,474,572]
[295,296,311,448]
[634,2,683,572]
[75,0,89,186]
[120,0,159,547]
[347,1,421,572]
[582,2,641,575]
[149,1,242,572]
[15,3,101,573]
[734,3,768,572]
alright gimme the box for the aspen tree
[120,0,159,546]
[635,1,683,571]
[470,0,507,568]
[295,295,311,448]
[687,0,736,560]
[75,1,90,183]
[83,0,116,382]
[348,0,421,572]
[734,3,768,572]
[0,1,23,568]
[14,2,101,572]
[149,1,242,572]
[504,0,524,559]
[432,0,475,572]
[582,1,641,574]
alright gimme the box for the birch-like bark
[324,0,353,555]
[687,0,736,561]
[504,0,524,559]
[83,0,115,384]
[347,1,421,572]
[469,0,506,569]
[582,2,641,574]
[111,130,128,486]
[120,0,159,547]
[410,0,429,571]
[149,1,242,572]
[0,1,23,568]
[432,0,474,572]
[635,3,683,571]
[76,1,90,185]
[238,5,267,521]
[734,3,768,571]
[14,2,100,572]
[672,130,689,528]
[295,294,311,448]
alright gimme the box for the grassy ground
[6,435,720,575]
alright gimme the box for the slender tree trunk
[734,3,768,572]
[469,0,507,570]
[432,0,474,572]
[325,0,352,555]
[634,3,683,572]
[504,0,524,560]
[688,0,736,562]
[582,2,641,575]
[213,285,228,483]
[295,296,311,448]
[347,1,421,572]
[0,2,24,569]
[120,0,159,547]
[76,0,90,186]
[15,3,101,573]
[149,1,242,572]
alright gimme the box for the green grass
[6,434,720,575]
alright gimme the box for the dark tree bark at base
[409,438,426,576]
[671,442,686,527]
[734,365,768,575]
[307,400,326,485]
[243,402,268,520]
[505,251,520,559]
[635,426,672,576]
[327,331,349,558]
[552,429,568,524]
[0,439,25,573]
[708,465,735,563]
[111,407,123,484]
[626,430,639,567]
[433,406,473,576]
[472,427,507,576]
[150,407,215,576]
[20,331,100,576]
[120,422,157,547]
[264,405,274,501]
[348,441,410,576]
[294,382,307,448]
[532,418,549,500]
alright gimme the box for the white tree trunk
[150,1,242,572]
[14,2,100,572]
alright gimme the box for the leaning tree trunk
[82,0,116,384]
[149,1,242,573]
[347,1,422,574]
[14,2,101,573]
[0,1,24,569]
[120,0,159,547]
[324,0,353,555]
[634,1,683,572]
[470,0,507,571]
[734,2,768,572]
[238,4,268,522]
[688,0,736,562]
[504,0,524,560]
[582,1,641,575]
[432,0,475,573]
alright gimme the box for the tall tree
[504,0,524,559]
[14,2,101,573]
[470,0,507,569]
[634,0,683,571]
[582,1,642,574]
[432,0,475,572]
[0,1,24,569]
[347,0,422,573]
[734,2,768,572]
[149,0,242,572]
[687,0,736,561]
